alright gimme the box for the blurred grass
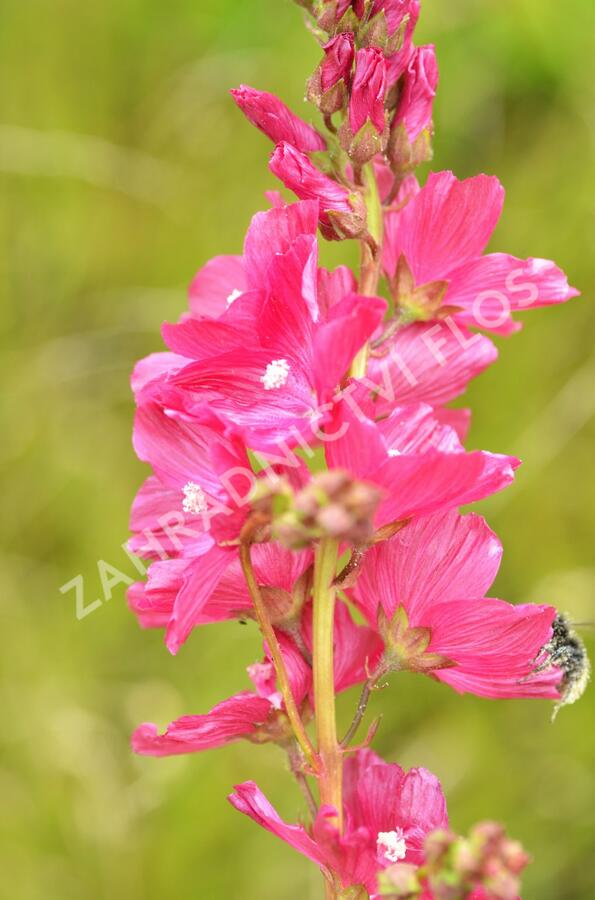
[0,1,594,898]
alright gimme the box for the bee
[534,614,591,719]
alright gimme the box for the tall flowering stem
[127,1,585,897]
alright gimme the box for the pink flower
[352,509,563,698]
[325,401,519,529]
[383,171,579,333]
[231,85,326,152]
[269,142,366,239]
[392,44,438,143]
[149,215,385,451]
[229,748,448,893]
[350,48,387,136]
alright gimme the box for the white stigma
[182,482,208,515]
[388,448,401,457]
[261,358,290,391]
[377,829,407,863]
[226,288,242,306]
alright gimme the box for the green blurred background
[1,1,594,897]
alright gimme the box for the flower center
[182,482,208,515]
[226,288,243,306]
[377,828,407,863]
[388,448,401,457]
[261,358,290,390]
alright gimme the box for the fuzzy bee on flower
[531,613,591,719]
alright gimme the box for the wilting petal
[132,693,273,756]
[229,782,328,868]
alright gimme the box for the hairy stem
[312,537,342,830]
[240,542,318,771]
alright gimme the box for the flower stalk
[239,541,318,771]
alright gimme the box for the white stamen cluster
[388,448,401,457]
[226,288,242,306]
[261,358,290,390]
[377,828,407,863]
[182,481,208,515]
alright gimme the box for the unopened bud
[377,861,421,896]
[307,33,355,117]
[274,469,381,548]
[269,141,368,241]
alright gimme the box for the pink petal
[188,255,246,319]
[229,782,329,869]
[317,265,358,316]
[165,545,234,654]
[386,171,505,283]
[377,403,464,454]
[132,693,273,756]
[243,200,319,290]
[131,352,188,399]
[162,318,248,361]
[365,321,497,412]
[325,400,389,479]
[375,449,518,525]
[355,511,502,622]
[426,599,561,698]
[312,294,387,395]
[133,402,247,496]
[445,253,580,334]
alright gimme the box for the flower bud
[269,141,368,240]
[307,33,355,117]
[377,861,421,896]
[273,469,382,549]
[340,47,388,166]
[350,48,387,135]
[231,85,326,153]
[393,46,438,140]
[314,0,360,34]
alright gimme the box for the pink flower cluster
[128,1,583,897]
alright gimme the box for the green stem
[240,542,318,772]
[349,163,384,380]
[312,538,342,829]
